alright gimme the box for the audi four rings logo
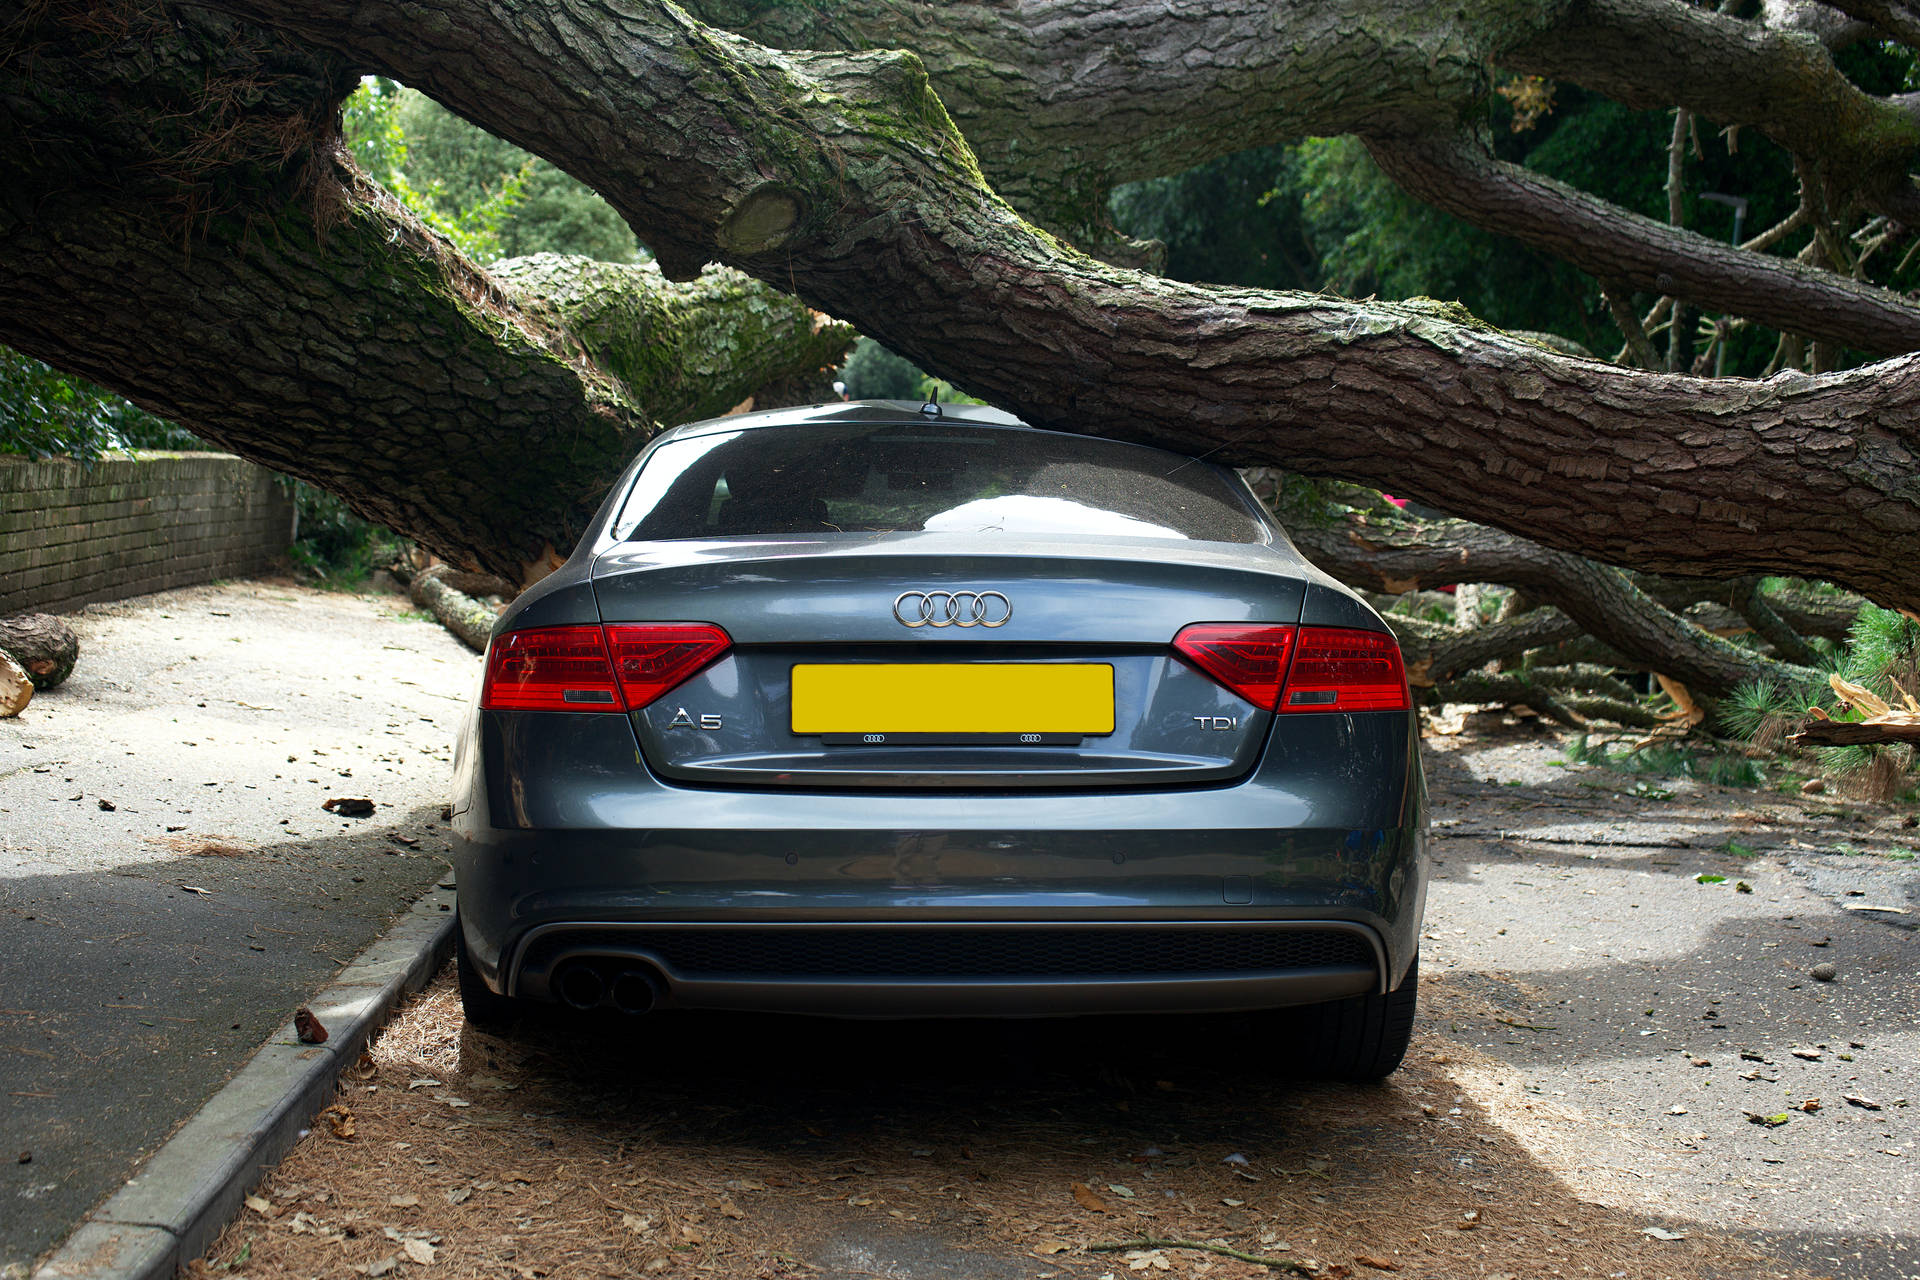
[892,590,1013,628]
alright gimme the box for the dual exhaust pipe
[551,960,667,1014]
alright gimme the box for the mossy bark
[0,4,851,581]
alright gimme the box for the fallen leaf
[244,1195,273,1217]
[408,1078,441,1090]
[1106,1184,1136,1198]
[388,1194,419,1208]
[318,1103,355,1140]
[179,884,211,896]
[621,1213,652,1235]
[358,1257,398,1277]
[1744,1111,1790,1128]
[1071,1181,1110,1213]
[1791,1048,1823,1061]
[402,1238,436,1266]
[1356,1256,1401,1271]
[718,1197,744,1219]
[1031,1240,1072,1256]
[1641,1227,1687,1241]
[1795,1098,1822,1113]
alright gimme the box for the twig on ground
[1086,1235,1314,1274]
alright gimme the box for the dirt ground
[182,707,1920,1280]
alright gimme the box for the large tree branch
[40,0,1920,613]
[0,4,850,580]
[1507,0,1920,223]
[676,0,1546,265]
[1818,0,1920,48]
[1363,132,1920,355]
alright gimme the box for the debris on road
[294,1007,328,1045]
[322,797,377,817]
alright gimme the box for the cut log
[410,566,497,654]
[1791,718,1920,746]
[0,650,31,717]
[0,614,79,690]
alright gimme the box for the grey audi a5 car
[449,400,1427,1078]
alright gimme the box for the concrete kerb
[32,886,458,1280]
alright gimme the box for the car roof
[656,399,1029,444]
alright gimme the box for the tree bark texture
[0,614,79,690]
[1363,133,1920,355]
[140,0,1920,614]
[0,4,850,580]
[682,0,1920,348]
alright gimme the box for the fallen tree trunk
[0,614,79,690]
[0,5,851,582]
[410,567,495,653]
[0,650,31,717]
[1288,514,1817,697]
[1792,718,1920,745]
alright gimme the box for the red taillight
[1172,622,1409,713]
[1172,624,1296,711]
[603,623,731,709]
[1278,625,1409,713]
[480,623,730,712]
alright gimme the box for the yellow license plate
[791,663,1114,735]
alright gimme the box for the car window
[611,423,1266,543]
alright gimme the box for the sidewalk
[0,581,477,1273]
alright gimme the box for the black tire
[1297,953,1418,1081]
[454,914,522,1030]
[1246,955,1419,1081]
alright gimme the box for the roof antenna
[918,387,942,418]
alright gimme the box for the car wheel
[1251,954,1418,1081]
[454,913,522,1030]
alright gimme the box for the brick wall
[0,452,296,615]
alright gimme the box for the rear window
[611,423,1266,543]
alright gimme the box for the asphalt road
[1419,728,1920,1280]
[0,581,474,1273]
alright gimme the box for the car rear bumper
[506,920,1383,1015]
[449,708,1427,1015]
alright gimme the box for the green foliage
[1109,144,1318,291]
[1721,677,1807,748]
[1813,604,1920,786]
[344,79,640,264]
[0,345,201,461]
[839,336,927,400]
[343,80,534,264]
[1563,733,1765,789]
[285,482,404,590]
[918,376,986,406]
